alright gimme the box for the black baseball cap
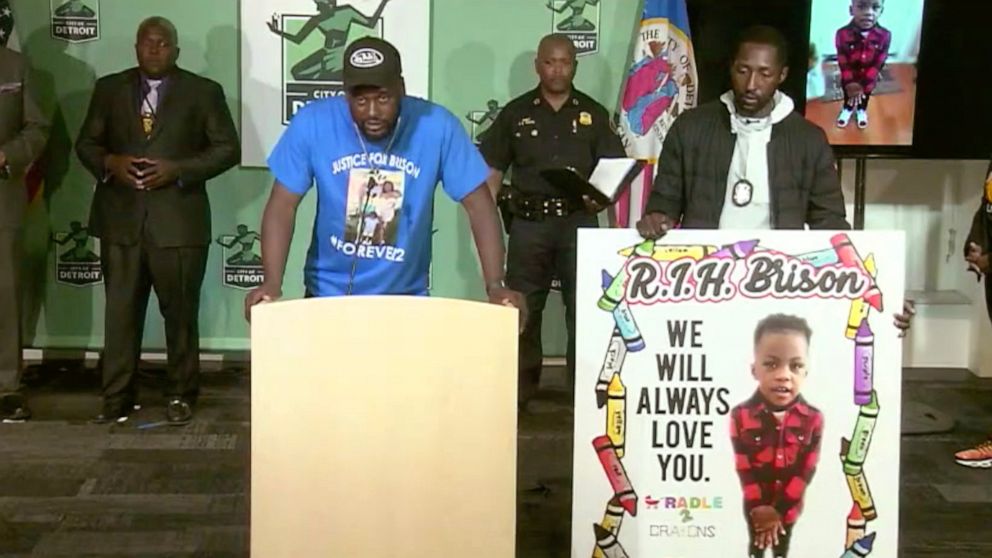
[342,36,403,90]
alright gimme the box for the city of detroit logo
[547,0,601,56]
[618,19,697,152]
[216,224,265,290]
[466,99,502,146]
[50,0,99,43]
[267,0,390,124]
[51,221,102,287]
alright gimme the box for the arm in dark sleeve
[174,80,240,183]
[75,78,111,179]
[806,130,850,230]
[965,160,992,254]
[1,60,49,175]
[965,203,986,255]
[643,117,686,222]
[478,105,513,173]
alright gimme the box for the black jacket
[965,160,992,253]
[644,99,849,230]
[965,160,992,322]
[76,67,240,247]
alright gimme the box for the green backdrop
[13,0,640,352]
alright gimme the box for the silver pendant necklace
[730,110,760,207]
[732,116,761,208]
[732,178,754,207]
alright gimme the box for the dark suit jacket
[0,47,50,229]
[76,67,239,247]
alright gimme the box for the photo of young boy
[835,0,892,129]
[804,0,923,147]
[729,314,825,558]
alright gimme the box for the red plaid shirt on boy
[835,23,892,94]
[730,392,824,526]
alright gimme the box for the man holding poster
[635,25,848,234]
[634,25,914,333]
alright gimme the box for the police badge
[731,179,753,207]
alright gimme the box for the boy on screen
[730,314,824,558]
[835,0,891,129]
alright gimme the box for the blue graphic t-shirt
[268,96,489,296]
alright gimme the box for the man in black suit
[0,46,50,423]
[76,16,239,425]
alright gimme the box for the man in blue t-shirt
[244,37,524,320]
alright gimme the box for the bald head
[135,16,180,78]
[137,16,178,46]
[538,33,577,59]
[535,34,576,96]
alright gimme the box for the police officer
[481,33,625,408]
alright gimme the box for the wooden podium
[250,296,519,557]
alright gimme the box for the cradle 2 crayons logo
[547,0,600,56]
[51,221,102,287]
[268,0,390,124]
[50,0,99,43]
[644,494,724,521]
[216,225,265,290]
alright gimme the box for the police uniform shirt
[480,88,625,197]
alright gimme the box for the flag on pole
[0,0,15,49]
[0,0,45,206]
[613,0,697,228]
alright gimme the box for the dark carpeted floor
[0,363,989,557]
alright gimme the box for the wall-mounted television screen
[804,0,925,149]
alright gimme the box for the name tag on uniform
[0,82,23,94]
[515,117,538,138]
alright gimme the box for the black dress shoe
[122,393,141,413]
[166,398,193,426]
[90,406,132,424]
[90,397,142,424]
[0,394,31,423]
[1,405,31,423]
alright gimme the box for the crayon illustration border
[835,231,882,558]
[589,233,884,558]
